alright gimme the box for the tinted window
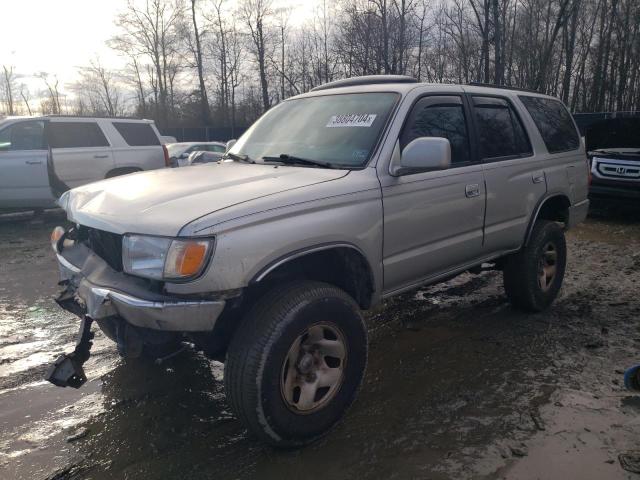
[49,122,109,148]
[473,97,532,159]
[400,96,471,165]
[0,121,46,151]
[519,96,579,153]
[113,122,160,146]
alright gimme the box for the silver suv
[49,76,589,447]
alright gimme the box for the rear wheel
[503,220,567,312]
[224,281,367,447]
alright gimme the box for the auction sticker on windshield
[326,114,377,128]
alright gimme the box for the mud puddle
[0,205,639,480]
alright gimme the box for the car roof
[288,79,560,103]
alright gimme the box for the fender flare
[523,193,571,246]
[250,241,376,289]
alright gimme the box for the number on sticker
[326,114,377,128]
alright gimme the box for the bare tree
[73,59,125,116]
[111,0,184,127]
[37,72,62,114]
[241,0,274,112]
[19,84,32,116]
[1,66,17,115]
[184,0,211,124]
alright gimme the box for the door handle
[25,160,43,165]
[465,184,480,198]
[532,172,545,184]
[94,155,109,159]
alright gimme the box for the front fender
[164,187,383,297]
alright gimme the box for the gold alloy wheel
[280,323,347,414]
[538,242,558,292]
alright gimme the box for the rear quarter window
[49,122,109,148]
[518,96,579,153]
[112,122,160,146]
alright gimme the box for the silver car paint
[0,117,165,209]
[58,83,589,323]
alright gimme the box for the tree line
[1,0,639,130]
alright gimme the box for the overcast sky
[0,0,315,97]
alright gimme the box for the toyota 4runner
[48,76,589,447]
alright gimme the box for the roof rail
[311,75,418,92]
[43,114,146,120]
[466,82,543,95]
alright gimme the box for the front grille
[82,227,123,271]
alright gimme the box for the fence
[159,126,248,142]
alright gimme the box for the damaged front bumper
[55,234,225,332]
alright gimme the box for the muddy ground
[0,202,639,480]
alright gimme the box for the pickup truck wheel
[224,281,367,447]
[503,220,567,312]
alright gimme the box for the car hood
[61,162,349,236]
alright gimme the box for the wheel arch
[105,166,143,178]
[524,193,571,246]
[250,243,377,310]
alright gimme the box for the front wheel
[503,220,567,312]
[224,281,368,447]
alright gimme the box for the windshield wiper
[262,154,335,169]
[223,152,255,163]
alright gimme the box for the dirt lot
[1,202,639,480]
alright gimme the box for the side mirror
[179,152,190,159]
[225,139,237,152]
[391,137,451,176]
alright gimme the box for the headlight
[122,234,213,280]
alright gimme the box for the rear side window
[400,95,471,165]
[472,97,532,160]
[0,121,46,151]
[113,122,160,146]
[49,122,109,148]
[519,96,579,153]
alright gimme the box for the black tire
[503,220,567,312]
[224,281,368,447]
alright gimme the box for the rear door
[49,120,114,189]
[469,95,546,253]
[109,121,164,171]
[0,120,53,208]
[381,94,486,293]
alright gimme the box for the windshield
[229,92,398,168]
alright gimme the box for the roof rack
[311,75,418,92]
[466,82,543,95]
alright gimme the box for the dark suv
[587,117,640,199]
